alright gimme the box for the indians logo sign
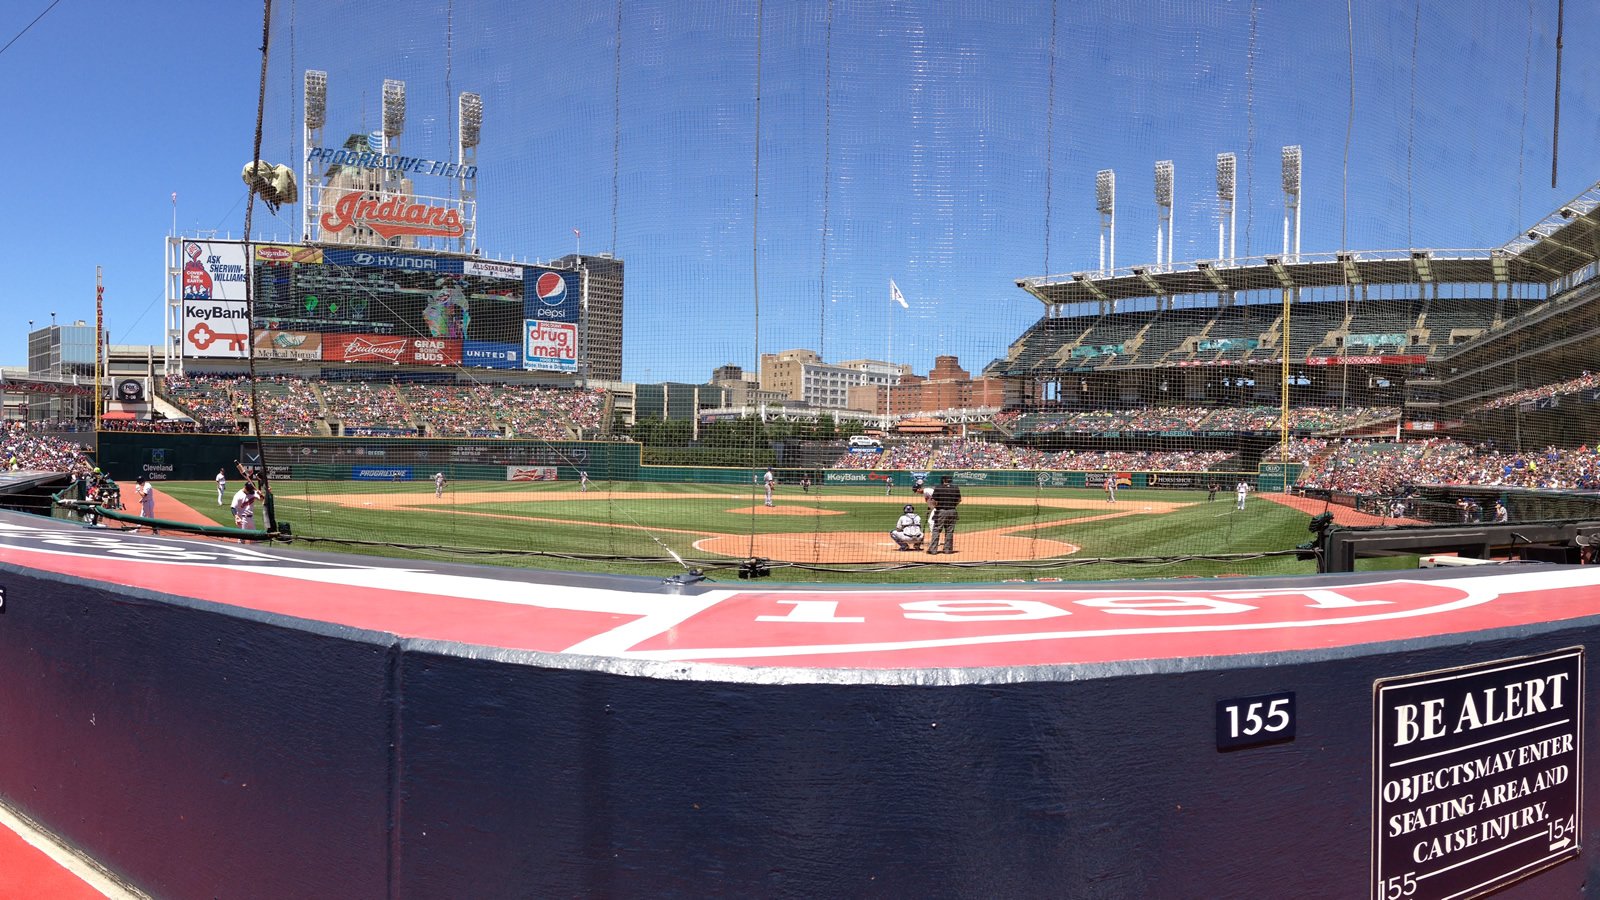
[320,192,465,240]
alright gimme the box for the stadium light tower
[302,70,328,243]
[1154,160,1174,271]
[1282,145,1303,261]
[458,92,483,253]
[381,79,407,210]
[1216,152,1236,264]
[1096,169,1116,275]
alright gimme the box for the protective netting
[79,0,1600,581]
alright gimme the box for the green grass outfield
[158,479,1413,584]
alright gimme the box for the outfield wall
[1,513,1598,897]
[93,431,1299,489]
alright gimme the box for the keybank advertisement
[182,241,252,359]
[524,320,578,373]
[463,340,521,369]
[524,268,579,323]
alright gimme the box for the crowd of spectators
[1015,405,1392,436]
[496,386,607,439]
[1,421,93,473]
[160,374,320,434]
[834,438,1234,473]
[1477,371,1600,411]
[322,382,416,433]
[1295,437,1600,494]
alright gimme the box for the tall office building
[558,253,624,382]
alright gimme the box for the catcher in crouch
[891,504,925,551]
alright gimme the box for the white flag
[889,279,909,309]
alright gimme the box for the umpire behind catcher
[926,475,962,554]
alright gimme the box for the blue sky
[3,0,1598,382]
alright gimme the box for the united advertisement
[182,241,252,359]
[524,320,578,373]
[463,340,521,369]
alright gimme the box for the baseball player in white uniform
[763,467,775,507]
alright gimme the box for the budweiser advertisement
[506,466,559,482]
[325,334,461,366]
[319,192,465,240]
[253,330,323,361]
[524,320,578,373]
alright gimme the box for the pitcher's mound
[727,505,844,516]
[694,531,1079,563]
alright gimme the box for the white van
[848,435,883,448]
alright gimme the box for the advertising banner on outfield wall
[523,268,580,323]
[181,241,252,359]
[352,467,412,481]
[253,330,323,360]
[324,334,461,366]
[506,466,559,481]
[524,320,578,373]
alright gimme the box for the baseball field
[155,478,1403,582]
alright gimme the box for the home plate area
[692,530,1081,563]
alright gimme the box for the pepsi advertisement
[524,268,579,324]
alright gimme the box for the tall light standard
[1154,160,1174,271]
[1216,152,1236,263]
[302,70,327,242]
[381,79,407,246]
[1096,169,1116,275]
[1282,145,1302,261]
[458,92,482,254]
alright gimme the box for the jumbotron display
[174,239,580,373]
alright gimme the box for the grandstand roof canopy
[1018,179,1600,306]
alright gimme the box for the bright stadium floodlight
[1095,170,1116,274]
[1154,161,1174,270]
[1095,169,1115,215]
[304,70,327,129]
[382,79,407,137]
[1216,153,1237,264]
[1282,145,1303,260]
[1154,161,1173,205]
[459,92,483,148]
